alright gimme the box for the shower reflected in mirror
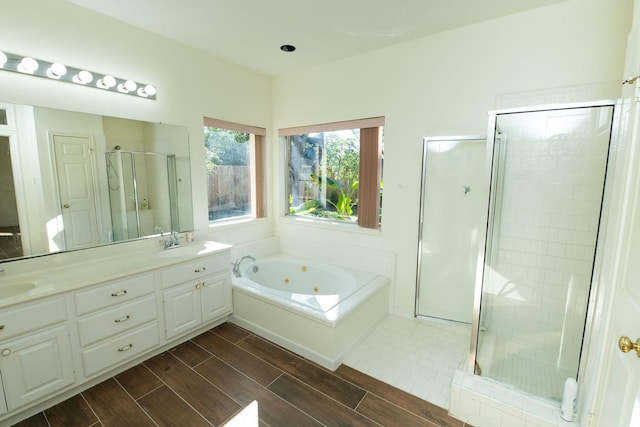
[105,149,179,242]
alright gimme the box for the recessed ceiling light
[280,44,296,52]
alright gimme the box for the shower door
[474,102,615,402]
[416,136,486,323]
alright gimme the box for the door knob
[618,336,640,357]
[63,204,70,208]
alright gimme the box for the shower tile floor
[475,331,571,402]
[344,315,471,409]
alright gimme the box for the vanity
[0,239,232,425]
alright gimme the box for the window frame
[280,116,384,229]
[203,117,266,223]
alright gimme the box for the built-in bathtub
[230,254,390,370]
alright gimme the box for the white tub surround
[0,238,233,426]
[231,255,390,370]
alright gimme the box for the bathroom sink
[0,282,36,298]
[156,242,223,259]
[0,276,50,299]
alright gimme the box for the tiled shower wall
[478,107,612,392]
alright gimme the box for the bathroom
[0,0,638,425]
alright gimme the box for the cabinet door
[0,325,75,411]
[163,282,202,339]
[0,372,7,416]
[201,273,232,323]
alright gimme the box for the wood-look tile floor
[13,323,472,427]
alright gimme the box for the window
[281,117,384,229]
[204,118,265,222]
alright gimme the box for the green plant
[327,180,358,217]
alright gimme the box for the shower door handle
[618,336,640,357]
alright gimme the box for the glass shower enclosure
[472,101,615,402]
[416,136,486,323]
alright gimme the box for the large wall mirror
[0,102,193,262]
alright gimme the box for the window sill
[279,215,381,236]
[208,216,269,230]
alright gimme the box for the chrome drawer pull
[118,344,133,352]
[111,290,127,297]
[114,315,130,323]
[194,267,206,273]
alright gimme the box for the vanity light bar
[0,50,156,100]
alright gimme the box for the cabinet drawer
[75,273,155,315]
[0,297,67,341]
[77,295,157,347]
[81,322,160,377]
[161,253,230,289]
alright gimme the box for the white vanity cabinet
[0,373,6,416]
[74,272,160,377]
[0,297,75,412]
[0,242,233,425]
[162,252,231,339]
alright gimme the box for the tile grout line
[273,373,385,427]
[78,392,101,427]
[111,376,160,427]
[151,351,233,425]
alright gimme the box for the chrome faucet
[164,231,180,249]
[232,255,256,277]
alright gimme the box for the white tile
[343,315,469,411]
[501,411,527,427]
[480,403,504,425]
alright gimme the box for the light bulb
[124,80,137,91]
[73,70,93,84]
[47,62,67,79]
[0,51,7,68]
[18,57,38,74]
[117,79,137,93]
[143,84,156,96]
[97,75,116,89]
[137,84,157,98]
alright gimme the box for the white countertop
[0,240,232,309]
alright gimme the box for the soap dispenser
[141,198,149,210]
[561,377,577,421]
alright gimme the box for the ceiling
[67,0,566,76]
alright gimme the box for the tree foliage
[289,130,360,220]
[204,127,250,175]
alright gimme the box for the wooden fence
[207,165,250,213]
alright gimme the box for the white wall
[272,0,633,317]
